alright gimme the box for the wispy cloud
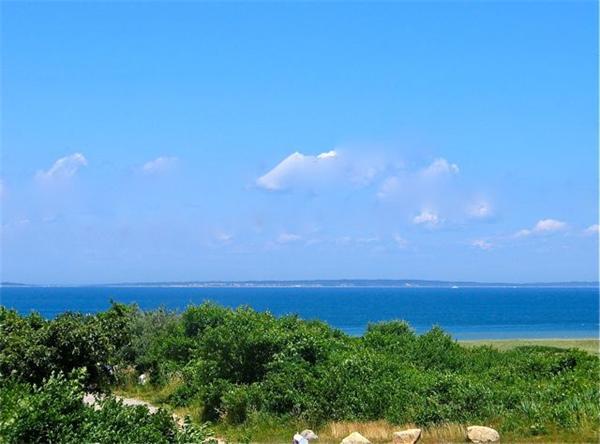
[36,153,87,182]
[141,156,178,175]
[472,239,493,250]
[393,234,408,248]
[276,232,302,244]
[420,158,459,178]
[376,157,459,201]
[413,210,441,228]
[214,231,234,244]
[583,224,599,235]
[376,176,401,200]
[516,218,567,237]
[467,200,493,220]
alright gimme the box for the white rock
[138,373,149,385]
[393,428,422,444]
[340,432,371,444]
[301,429,319,440]
[467,426,500,443]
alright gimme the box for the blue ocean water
[1,286,598,340]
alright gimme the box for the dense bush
[0,369,213,443]
[0,304,135,388]
[1,301,599,440]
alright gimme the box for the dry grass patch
[319,421,468,443]
[323,420,397,442]
[421,423,467,443]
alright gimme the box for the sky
[1,1,598,284]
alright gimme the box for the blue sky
[1,1,597,284]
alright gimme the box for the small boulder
[301,430,319,440]
[393,428,422,444]
[340,432,371,444]
[467,426,500,443]
[138,373,149,385]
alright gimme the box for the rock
[83,393,103,411]
[467,426,500,443]
[301,429,319,440]
[293,433,307,444]
[172,413,185,428]
[340,432,371,444]
[138,373,149,385]
[393,428,422,444]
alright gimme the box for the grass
[460,338,599,356]
[212,419,598,443]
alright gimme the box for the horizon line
[1,278,598,288]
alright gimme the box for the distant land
[1,279,598,288]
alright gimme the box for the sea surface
[1,286,598,339]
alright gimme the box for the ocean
[1,286,598,340]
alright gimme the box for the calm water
[1,286,598,340]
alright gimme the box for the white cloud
[36,153,87,182]
[467,201,493,219]
[472,239,493,250]
[413,210,441,227]
[377,157,459,202]
[256,150,338,191]
[317,150,337,159]
[584,224,599,235]
[534,219,567,232]
[420,158,459,178]
[141,156,178,175]
[214,232,234,244]
[393,234,408,248]
[516,218,567,237]
[276,232,302,244]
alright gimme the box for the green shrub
[2,302,599,440]
[0,370,214,443]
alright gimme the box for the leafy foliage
[0,369,213,443]
[1,301,599,441]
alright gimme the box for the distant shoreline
[2,279,599,289]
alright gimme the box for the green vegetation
[461,338,600,357]
[1,302,599,443]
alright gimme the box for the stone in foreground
[340,431,371,444]
[301,429,319,440]
[393,428,422,444]
[467,426,500,443]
